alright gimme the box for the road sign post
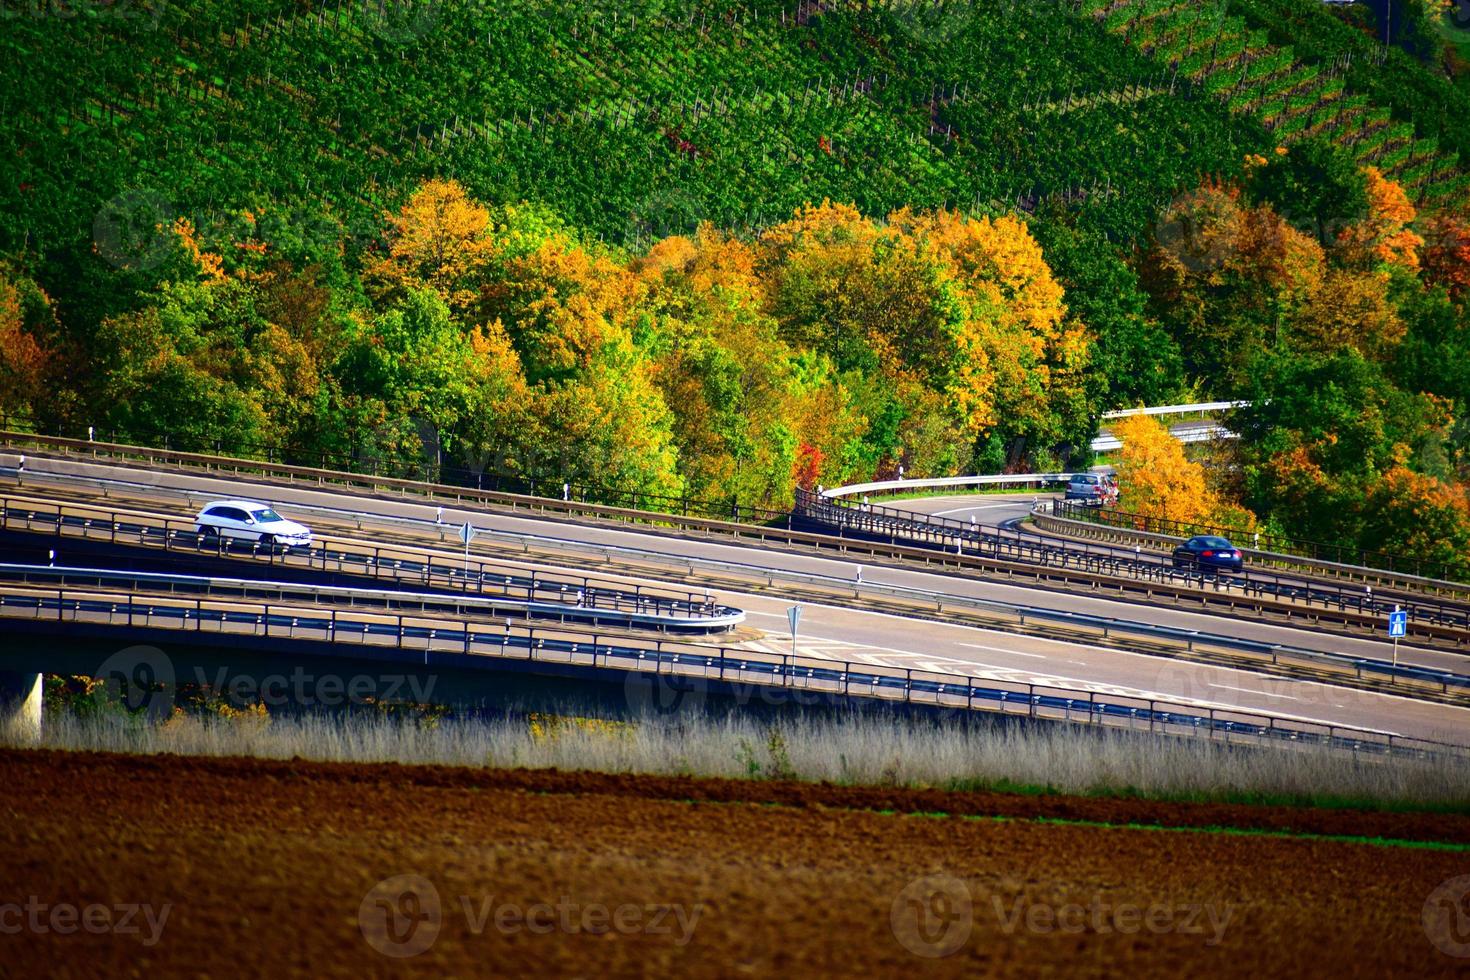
[459,521,477,582]
[787,604,802,661]
[1389,606,1406,667]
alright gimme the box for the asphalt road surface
[5,455,1468,743]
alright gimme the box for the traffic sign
[787,605,802,659]
[1388,609,1407,638]
[459,522,477,578]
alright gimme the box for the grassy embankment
[13,707,1469,814]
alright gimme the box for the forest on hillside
[2,0,1469,573]
[3,149,1469,573]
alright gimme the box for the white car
[194,500,313,549]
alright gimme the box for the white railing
[1100,400,1249,419]
[819,473,1071,499]
[1090,422,1236,453]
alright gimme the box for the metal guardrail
[8,443,1469,645]
[1090,422,1234,453]
[6,426,1450,588]
[0,564,747,631]
[0,496,738,630]
[794,489,1470,638]
[1035,508,1470,599]
[1054,498,1465,583]
[7,485,1464,697]
[0,419,782,525]
[2,584,1463,760]
[820,473,1071,499]
[1100,401,1250,419]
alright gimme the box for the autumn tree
[1031,218,1184,411]
[1141,182,1326,387]
[530,335,684,498]
[0,267,56,421]
[478,219,647,383]
[1111,414,1215,524]
[1335,168,1424,272]
[364,179,493,312]
[1420,210,1470,300]
[1359,466,1470,578]
[1290,268,1404,357]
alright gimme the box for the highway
[871,491,1043,527]
[5,452,1470,744]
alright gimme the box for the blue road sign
[1389,610,1407,638]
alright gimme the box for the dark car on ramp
[1171,535,1244,573]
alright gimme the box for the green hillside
[2,0,1468,572]
[6,0,1468,265]
[2,0,1275,258]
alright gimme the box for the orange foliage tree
[1360,466,1470,578]
[365,178,493,311]
[0,270,53,419]
[1336,167,1424,271]
[1420,211,1470,300]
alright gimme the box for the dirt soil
[2,749,1467,978]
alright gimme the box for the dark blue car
[1171,535,1244,573]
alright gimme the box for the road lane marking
[928,503,1032,516]
[1208,683,1298,701]
[955,642,1045,658]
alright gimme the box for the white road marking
[955,642,1045,659]
[1209,682,1298,701]
[929,503,1030,517]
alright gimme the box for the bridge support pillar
[0,671,43,744]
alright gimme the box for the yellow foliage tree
[1112,414,1214,524]
[366,178,493,311]
[1292,267,1404,357]
[892,208,1073,438]
[486,233,648,380]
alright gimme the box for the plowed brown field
[1,749,1467,977]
